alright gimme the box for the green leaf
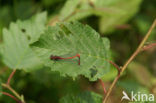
[17,12,47,44]
[134,16,156,41]
[41,0,64,7]
[1,22,42,70]
[0,6,12,31]
[59,91,102,103]
[0,43,3,56]
[128,62,153,88]
[99,0,142,33]
[0,81,2,96]
[118,80,149,94]
[14,1,39,20]
[0,12,47,70]
[59,0,93,21]
[101,65,117,81]
[133,100,156,103]
[60,0,80,21]
[33,21,111,81]
[60,0,142,33]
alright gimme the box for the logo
[121,91,155,102]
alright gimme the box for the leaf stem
[108,61,121,76]
[1,69,26,103]
[1,92,22,103]
[141,42,156,52]
[99,79,107,94]
[2,83,21,100]
[103,19,156,103]
[7,69,16,85]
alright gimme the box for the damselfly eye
[50,55,55,60]
[50,55,61,61]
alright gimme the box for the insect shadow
[90,66,98,78]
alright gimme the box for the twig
[115,24,131,30]
[99,79,107,94]
[62,10,78,21]
[2,69,26,103]
[103,19,156,103]
[99,61,120,94]
[2,83,21,100]
[108,61,121,76]
[141,42,156,52]
[48,15,60,26]
[7,69,16,85]
[1,92,22,103]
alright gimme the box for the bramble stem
[1,92,22,103]
[103,19,156,103]
[99,79,107,94]
[7,69,16,85]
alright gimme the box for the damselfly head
[50,55,61,60]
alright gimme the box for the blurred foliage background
[0,0,156,103]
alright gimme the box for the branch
[7,69,16,85]
[103,19,156,103]
[1,92,22,103]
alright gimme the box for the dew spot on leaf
[59,24,72,36]
[90,66,97,78]
[21,28,26,33]
[27,35,31,40]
